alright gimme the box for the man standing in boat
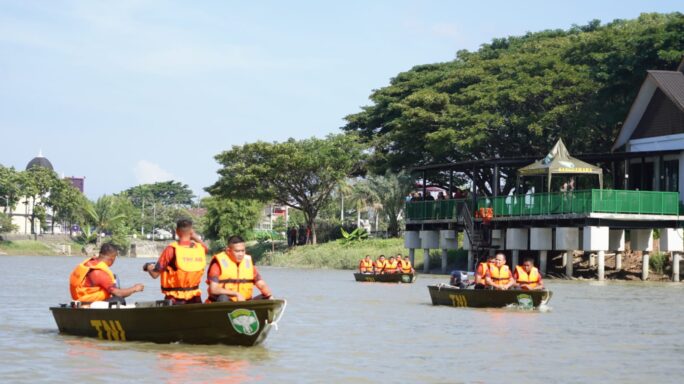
[514,258,544,290]
[69,243,145,306]
[485,253,515,290]
[143,219,207,304]
[206,235,273,302]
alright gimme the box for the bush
[649,251,668,274]
[0,213,16,233]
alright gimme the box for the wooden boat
[354,272,416,283]
[50,299,286,346]
[428,284,552,309]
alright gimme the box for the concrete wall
[404,231,421,249]
[506,228,528,250]
[556,227,579,250]
[609,230,625,251]
[660,228,684,252]
[583,226,609,251]
[419,230,440,249]
[439,230,458,250]
[631,229,654,251]
[530,228,552,250]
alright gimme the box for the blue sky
[1,0,681,199]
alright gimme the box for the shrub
[649,251,668,274]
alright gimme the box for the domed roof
[26,151,54,171]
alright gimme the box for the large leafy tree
[201,197,264,241]
[121,181,195,208]
[344,13,684,194]
[46,179,88,234]
[21,166,59,234]
[0,166,23,215]
[207,134,365,244]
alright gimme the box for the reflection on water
[1,256,684,383]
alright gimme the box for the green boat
[50,299,286,346]
[354,273,416,283]
[428,284,552,309]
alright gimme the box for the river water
[1,256,683,383]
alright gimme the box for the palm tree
[84,196,127,245]
[358,171,413,237]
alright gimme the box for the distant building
[255,204,288,230]
[65,176,85,193]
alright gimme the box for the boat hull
[354,273,416,283]
[50,299,286,346]
[428,285,552,308]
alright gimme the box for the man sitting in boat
[69,243,144,306]
[385,256,399,274]
[374,255,387,274]
[206,235,273,302]
[143,219,207,305]
[474,255,495,289]
[399,255,414,274]
[359,255,374,274]
[485,253,515,290]
[514,258,544,290]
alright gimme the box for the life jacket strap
[161,285,200,292]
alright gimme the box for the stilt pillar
[511,250,519,268]
[539,250,548,276]
[566,250,574,278]
[615,252,622,271]
[642,253,650,281]
[597,250,605,281]
[672,253,680,282]
[408,248,415,268]
[441,249,448,274]
[423,249,430,273]
[467,250,474,272]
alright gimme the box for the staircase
[460,204,497,268]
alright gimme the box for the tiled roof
[647,70,684,112]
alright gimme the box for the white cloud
[134,160,175,184]
[430,23,462,40]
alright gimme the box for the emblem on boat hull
[228,309,260,336]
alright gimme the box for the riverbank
[0,239,79,256]
[251,238,464,270]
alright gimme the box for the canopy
[517,139,603,192]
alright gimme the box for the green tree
[21,167,58,234]
[207,134,365,244]
[201,196,263,241]
[354,171,414,237]
[121,181,195,208]
[344,13,684,193]
[0,166,22,215]
[84,195,128,245]
[46,179,88,235]
[0,212,16,233]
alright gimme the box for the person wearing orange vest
[143,219,207,304]
[385,256,399,274]
[474,255,495,288]
[374,255,387,274]
[70,243,144,305]
[485,252,515,290]
[359,255,374,274]
[399,255,414,274]
[206,235,272,302]
[514,258,544,290]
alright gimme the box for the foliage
[354,170,413,237]
[121,181,195,208]
[201,196,264,241]
[649,251,668,274]
[0,212,16,233]
[273,216,287,233]
[344,13,684,194]
[207,134,366,244]
[338,227,369,244]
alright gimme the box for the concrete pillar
[562,252,567,267]
[539,250,548,276]
[467,250,474,272]
[566,250,574,278]
[408,248,415,268]
[673,253,681,282]
[423,249,430,273]
[441,249,448,274]
[615,253,622,271]
[511,250,519,268]
[642,253,650,281]
[597,250,605,281]
[589,254,596,268]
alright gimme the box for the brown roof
[647,70,684,112]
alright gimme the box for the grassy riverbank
[0,239,75,256]
[250,238,466,270]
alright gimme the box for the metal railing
[405,189,680,220]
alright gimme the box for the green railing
[405,189,680,221]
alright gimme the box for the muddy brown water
[1,256,683,383]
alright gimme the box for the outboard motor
[449,270,470,288]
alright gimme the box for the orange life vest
[69,258,115,302]
[515,266,541,289]
[475,262,490,283]
[487,264,512,287]
[375,259,386,273]
[385,260,398,273]
[400,259,412,274]
[160,242,206,300]
[207,252,256,302]
[359,259,373,273]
